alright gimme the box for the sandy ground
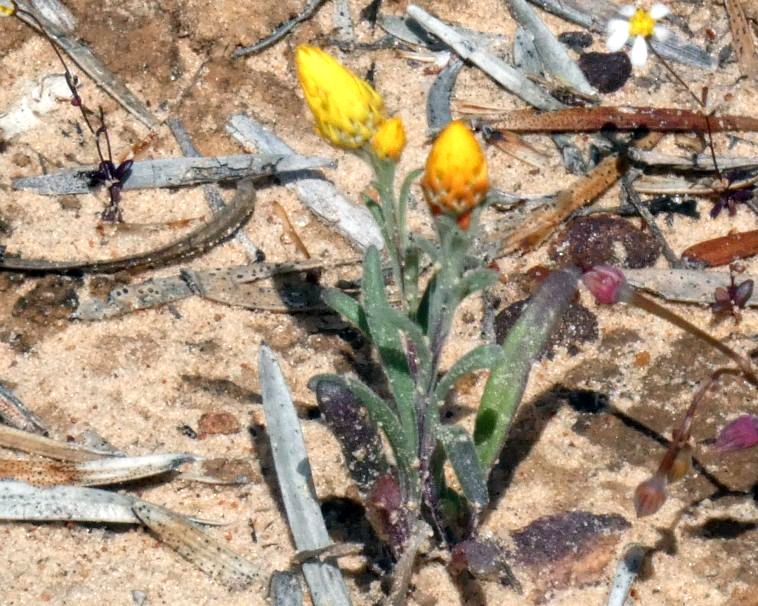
[0,0,756,604]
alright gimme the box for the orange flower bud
[421,121,488,230]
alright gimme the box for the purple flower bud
[714,415,758,452]
[582,265,629,305]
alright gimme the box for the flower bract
[295,44,385,150]
[371,116,406,162]
[421,121,488,230]
[607,3,670,67]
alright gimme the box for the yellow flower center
[628,9,656,38]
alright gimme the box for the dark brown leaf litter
[0,276,80,352]
[511,511,630,600]
[197,411,241,438]
[495,299,598,358]
[550,215,661,268]
[578,52,631,94]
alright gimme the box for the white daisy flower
[607,3,671,67]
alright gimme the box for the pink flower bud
[634,473,667,517]
[582,265,629,305]
[714,415,758,452]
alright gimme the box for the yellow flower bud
[371,116,406,162]
[0,0,16,16]
[421,121,488,230]
[295,44,385,150]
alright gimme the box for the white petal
[652,25,670,42]
[619,5,636,17]
[607,21,631,52]
[630,35,649,66]
[650,3,670,20]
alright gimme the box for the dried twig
[621,175,684,268]
[232,0,328,58]
[725,0,758,79]
[499,132,664,254]
[479,106,758,133]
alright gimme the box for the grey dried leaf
[624,268,758,306]
[132,501,259,590]
[12,154,332,196]
[0,424,117,462]
[0,382,47,434]
[258,345,352,606]
[406,5,564,111]
[227,114,382,251]
[0,453,195,486]
[507,0,598,98]
[0,480,141,523]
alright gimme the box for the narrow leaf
[475,267,581,469]
[363,247,417,451]
[438,425,489,507]
[322,288,369,334]
[310,376,389,494]
[458,268,500,299]
[434,344,504,403]
[132,501,259,590]
[259,346,352,606]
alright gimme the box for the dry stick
[620,175,685,268]
[232,0,328,57]
[725,0,758,79]
[499,131,664,254]
[484,106,758,132]
[628,291,757,383]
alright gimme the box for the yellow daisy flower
[371,116,406,162]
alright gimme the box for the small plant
[2,0,133,222]
[296,45,582,596]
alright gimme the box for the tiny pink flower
[582,265,630,305]
[714,415,758,452]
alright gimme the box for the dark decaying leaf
[512,511,630,597]
[550,215,661,268]
[449,537,520,588]
[577,52,631,93]
[311,377,388,495]
[365,473,409,556]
